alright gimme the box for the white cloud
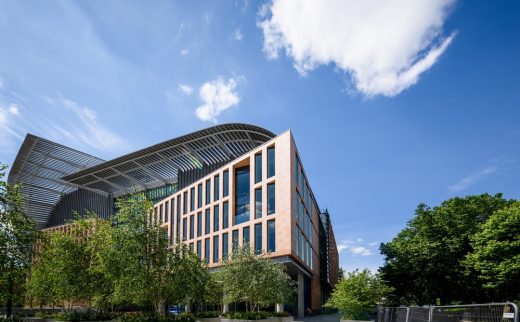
[234,29,243,41]
[448,157,516,192]
[60,97,122,151]
[258,0,457,97]
[196,77,241,123]
[178,84,194,95]
[180,48,190,56]
[337,239,374,256]
[0,103,23,149]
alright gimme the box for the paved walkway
[295,312,341,322]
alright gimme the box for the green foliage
[0,164,36,316]
[195,311,220,318]
[325,269,390,320]
[219,246,296,312]
[50,310,117,321]
[223,311,272,320]
[379,193,513,305]
[464,202,520,300]
[118,312,195,322]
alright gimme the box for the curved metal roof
[62,123,275,195]
[9,123,275,229]
[8,134,105,229]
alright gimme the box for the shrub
[196,311,220,318]
[223,311,272,320]
[118,312,195,322]
[273,312,289,317]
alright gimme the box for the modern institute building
[8,123,339,317]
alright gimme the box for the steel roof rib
[8,134,105,229]
[8,123,275,229]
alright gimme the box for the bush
[0,316,24,322]
[273,312,289,317]
[196,311,220,318]
[223,311,272,320]
[34,310,117,321]
[118,312,195,322]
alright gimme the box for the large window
[213,235,219,263]
[235,167,250,225]
[295,229,299,257]
[190,187,195,212]
[243,226,250,246]
[254,223,262,254]
[159,204,163,224]
[255,188,262,219]
[254,153,262,183]
[189,215,194,240]
[232,230,239,253]
[197,212,202,237]
[183,191,188,215]
[176,196,181,237]
[267,183,275,215]
[223,170,229,197]
[197,240,202,259]
[197,183,202,209]
[205,209,210,234]
[182,217,187,241]
[267,220,275,252]
[214,175,220,201]
[170,200,175,245]
[205,179,211,205]
[267,147,275,178]
[222,233,229,260]
[213,205,220,232]
[165,201,169,223]
[204,238,210,263]
[223,202,229,229]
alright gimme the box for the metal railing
[377,303,519,322]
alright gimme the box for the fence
[377,303,519,322]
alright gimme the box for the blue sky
[1,0,519,272]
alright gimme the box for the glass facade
[176,196,181,237]
[254,223,262,254]
[182,217,187,241]
[222,232,229,260]
[165,201,169,223]
[267,220,275,252]
[232,229,239,253]
[190,187,195,212]
[235,167,250,225]
[267,183,275,215]
[159,204,163,224]
[255,188,262,219]
[197,183,202,208]
[213,205,219,232]
[205,179,211,205]
[197,240,201,258]
[254,153,262,183]
[243,226,250,246]
[214,175,220,201]
[183,191,188,215]
[170,199,175,245]
[197,211,202,237]
[223,201,229,229]
[223,170,229,197]
[213,235,219,263]
[204,238,210,262]
[205,209,210,234]
[189,214,194,239]
[267,146,275,178]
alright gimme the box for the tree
[326,269,391,321]
[219,246,295,312]
[379,193,514,305]
[464,202,520,301]
[0,164,36,317]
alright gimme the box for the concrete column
[297,272,304,319]
[223,304,229,314]
[276,303,283,313]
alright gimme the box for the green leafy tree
[0,164,36,317]
[464,202,520,301]
[219,246,295,312]
[380,193,514,305]
[326,269,391,320]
